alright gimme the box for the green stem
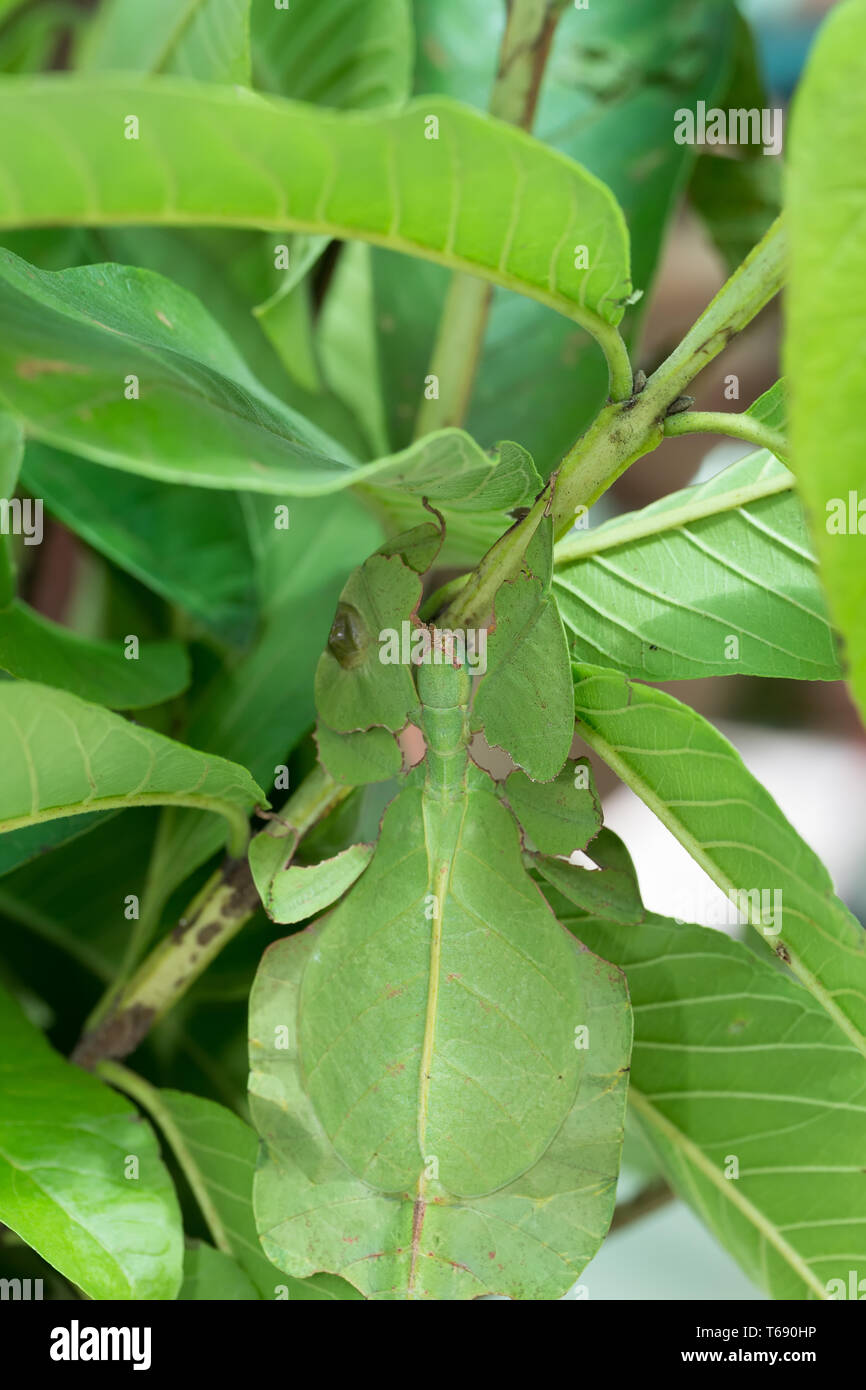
[98,1061,233,1255]
[647,215,786,402]
[73,764,349,1068]
[662,409,788,461]
[414,0,570,438]
[441,217,788,626]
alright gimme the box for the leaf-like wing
[250,837,374,924]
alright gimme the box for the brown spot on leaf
[15,359,90,380]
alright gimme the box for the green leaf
[686,9,781,273]
[556,910,866,1301]
[0,2,80,76]
[0,600,189,708]
[316,242,390,454]
[315,721,403,786]
[250,837,374,924]
[78,0,251,85]
[373,0,736,466]
[23,443,259,643]
[534,827,645,927]
[180,1242,260,1301]
[554,449,840,680]
[503,759,600,856]
[0,76,631,339]
[786,0,866,727]
[472,520,574,782]
[0,982,182,1299]
[572,665,866,1059]
[748,378,785,433]
[0,680,264,853]
[252,0,413,109]
[0,411,23,605]
[689,156,782,277]
[0,809,148,977]
[108,1078,360,1300]
[0,810,107,883]
[250,670,631,1298]
[0,248,539,509]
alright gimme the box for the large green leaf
[77,0,251,84]
[554,908,866,1301]
[0,599,189,707]
[251,0,412,109]
[372,0,736,465]
[0,76,631,338]
[106,1079,359,1300]
[553,449,841,680]
[0,680,264,853]
[23,443,259,643]
[786,0,866,727]
[250,662,631,1299]
[0,246,539,509]
[572,665,866,1059]
[0,982,182,1299]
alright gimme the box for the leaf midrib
[629,1086,829,1299]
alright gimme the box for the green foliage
[559,910,866,1301]
[786,0,866,727]
[554,447,841,680]
[0,681,264,850]
[0,0,862,1306]
[0,983,183,1299]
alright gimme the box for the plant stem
[413,0,570,438]
[609,1180,675,1232]
[662,409,788,461]
[440,216,788,626]
[98,1061,233,1254]
[648,215,786,402]
[72,764,349,1068]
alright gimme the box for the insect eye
[327,602,368,668]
